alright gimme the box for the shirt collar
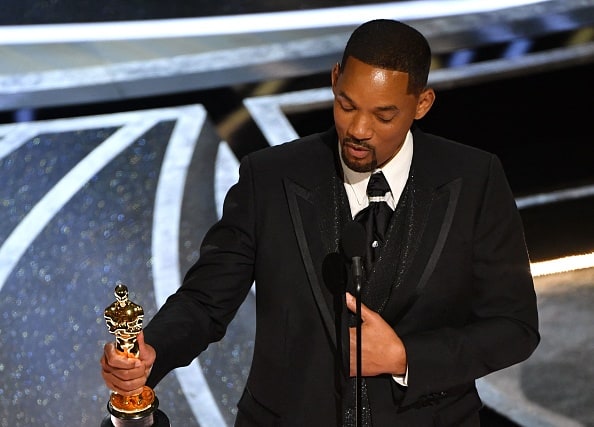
[341,131,413,215]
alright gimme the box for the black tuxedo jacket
[145,126,539,426]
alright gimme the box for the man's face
[332,57,434,172]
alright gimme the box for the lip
[345,143,370,159]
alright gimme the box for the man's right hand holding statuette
[100,283,169,427]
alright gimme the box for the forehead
[337,57,412,103]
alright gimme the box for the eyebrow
[375,105,398,113]
[337,91,399,113]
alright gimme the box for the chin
[344,157,375,173]
[341,145,376,173]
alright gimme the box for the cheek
[373,128,407,161]
[373,143,393,163]
[332,106,347,132]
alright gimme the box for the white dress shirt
[339,130,414,386]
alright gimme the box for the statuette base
[101,400,170,427]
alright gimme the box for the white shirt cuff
[392,366,409,386]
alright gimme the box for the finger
[100,352,147,395]
[101,344,146,384]
[102,370,146,396]
[103,342,141,368]
[345,292,356,312]
[101,354,143,382]
[345,292,372,321]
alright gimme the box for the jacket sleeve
[400,154,540,405]
[145,155,257,387]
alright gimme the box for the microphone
[341,221,366,427]
[341,220,366,284]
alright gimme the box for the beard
[340,138,377,173]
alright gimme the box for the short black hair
[340,19,432,95]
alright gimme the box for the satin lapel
[283,172,350,352]
[383,176,462,324]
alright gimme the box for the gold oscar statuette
[101,283,170,427]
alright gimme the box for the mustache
[342,137,372,150]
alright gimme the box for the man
[101,19,539,426]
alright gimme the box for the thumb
[136,330,156,367]
[137,330,147,351]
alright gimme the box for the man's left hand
[346,292,407,377]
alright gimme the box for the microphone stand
[351,256,364,427]
[341,220,367,427]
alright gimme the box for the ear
[331,62,340,89]
[414,87,436,120]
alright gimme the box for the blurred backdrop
[0,1,593,426]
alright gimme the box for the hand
[100,331,156,396]
[346,292,407,377]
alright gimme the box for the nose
[347,112,373,141]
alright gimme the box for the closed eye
[338,100,354,112]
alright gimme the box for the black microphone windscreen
[341,221,367,259]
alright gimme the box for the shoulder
[413,126,494,163]
[411,126,507,188]
[412,126,500,173]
